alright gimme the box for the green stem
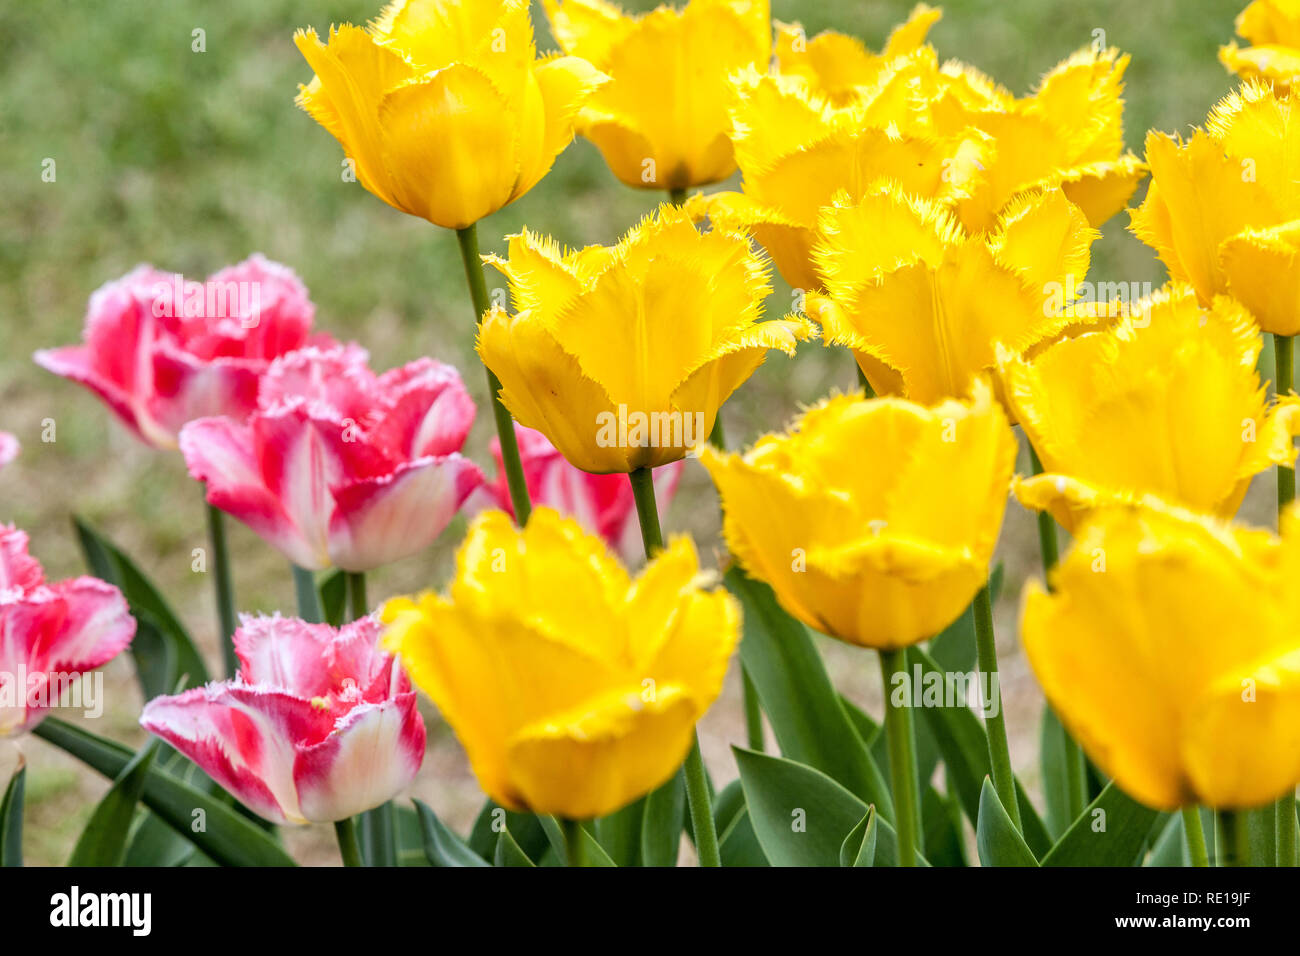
[1217,810,1250,867]
[561,818,585,867]
[292,565,322,624]
[973,581,1021,831]
[1281,794,1298,867]
[455,223,531,524]
[334,817,363,867]
[628,466,719,866]
[345,571,368,621]
[741,667,765,752]
[683,736,720,867]
[1182,807,1209,867]
[668,187,688,206]
[878,647,921,867]
[204,500,239,679]
[628,467,664,557]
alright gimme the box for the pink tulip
[180,343,482,571]
[35,256,321,448]
[0,526,135,736]
[0,433,17,469]
[472,424,684,564]
[141,614,424,824]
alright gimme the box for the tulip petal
[329,454,482,572]
[294,694,426,822]
[1220,221,1300,335]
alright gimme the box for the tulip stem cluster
[334,817,363,868]
[455,224,532,524]
[973,582,1021,831]
[1274,332,1298,867]
[292,564,323,624]
[204,498,239,679]
[879,648,922,867]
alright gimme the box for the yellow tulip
[1022,500,1300,810]
[807,184,1098,408]
[693,67,989,292]
[381,507,739,819]
[699,379,1016,650]
[771,3,943,107]
[1132,81,1300,335]
[477,204,816,473]
[1002,284,1300,532]
[542,0,771,190]
[294,0,606,230]
[1220,0,1300,89]
[932,46,1146,233]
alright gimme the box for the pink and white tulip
[35,256,321,448]
[140,614,425,825]
[0,526,135,736]
[180,343,482,571]
[473,424,683,564]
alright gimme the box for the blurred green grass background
[0,0,1258,864]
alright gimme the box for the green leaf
[319,570,347,628]
[467,800,550,862]
[1039,707,1072,839]
[712,779,767,867]
[358,801,397,867]
[1040,781,1162,867]
[395,805,430,867]
[68,739,160,866]
[33,718,295,867]
[640,770,686,867]
[839,807,878,867]
[733,747,922,867]
[579,825,617,866]
[494,826,536,867]
[1145,812,1191,867]
[1,758,25,867]
[74,517,210,697]
[412,799,489,867]
[976,777,1038,867]
[595,796,644,867]
[725,569,892,814]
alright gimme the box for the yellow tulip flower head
[693,69,989,292]
[381,507,739,819]
[931,46,1146,233]
[1023,501,1300,810]
[806,185,1098,409]
[1132,81,1300,335]
[477,204,816,473]
[700,379,1016,650]
[294,0,607,229]
[542,0,772,190]
[1220,0,1300,89]
[771,3,943,107]
[1002,284,1300,532]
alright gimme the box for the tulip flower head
[478,204,816,473]
[1023,501,1300,810]
[1132,81,1300,335]
[294,0,607,230]
[180,343,482,572]
[1002,284,1300,531]
[1220,0,1300,89]
[0,433,17,470]
[542,0,771,191]
[700,379,1016,650]
[807,185,1098,408]
[35,257,319,449]
[141,614,424,825]
[472,423,683,564]
[0,526,135,737]
[382,507,739,819]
